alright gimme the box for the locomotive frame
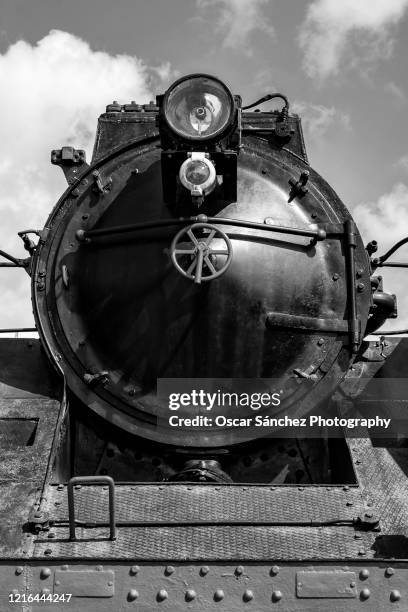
[1,74,408,610]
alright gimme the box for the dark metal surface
[31,127,371,446]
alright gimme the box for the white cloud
[299,0,408,80]
[196,0,274,55]
[292,101,351,141]
[0,30,172,328]
[385,81,407,104]
[353,183,408,330]
[396,155,408,172]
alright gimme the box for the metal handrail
[67,476,116,541]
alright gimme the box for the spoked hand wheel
[170,223,233,284]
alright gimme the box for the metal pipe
[78,216,326,242]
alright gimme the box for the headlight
[179,153,216,196]
[162,74,235,141]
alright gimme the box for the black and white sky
[1,0,408,329]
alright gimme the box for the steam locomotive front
[32,74,373,449]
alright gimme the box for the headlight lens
[185,160,211,185]
[163,75,234,141]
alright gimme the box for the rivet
[332,273,340,281]
[48,532,56,539]
[390,590,401,602]
[358,549,366,556]
[165,565,175,576]
[96,565,103,571]
[55,580,60,586]
[157,589,168,601]
[61,565,68,570]
[44,549,52,555]
[185,589,196,601]
[317,338,324,346]
[200,566,210,576]
[128,589,139,601]
[54,501,61,506]
[359,569,370,580]
[298,486,304,491]
[108,581,113,587]
[72,188,80,197]
[350,581,356,587]
[214,589,224,601]
[81,214,89,220]
[40,567,51,579]
[15,567,23,575]
[385,567,394,577]
[57,484,64,491]
[354,534,362,539]
[235,565,245,576]
[130,565,140,575]
[346,501,353,506]
[128,388,136,396]
[272,590,283,602]
[357,282,365,292]
[243,589,254,602]
[343,485,349,491]
[270,565,280,576]
[41,588,50,596]
[360,588,370,600]
[75,485,82,490]
[355,460,361,465]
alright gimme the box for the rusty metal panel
[53,569,114,597]
[296,570,357,598]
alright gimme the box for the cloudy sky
[1,0,408,332]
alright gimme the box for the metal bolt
[214,589,224,601]
[317,338,324,346]
[270,565,280,576]
[157,589,168,601]
[200,566,210,576]
[108,581,113,587]
[357,282,365,292]
[332,273,340,281]
[360,588,370,600]
[15,567,23,575]
[185,589,196,601]
[350,581,356,587]
[359,569,370,580]
[390,590,401,602]
[130,565,140,575]
[385,567,394,577]
[235,565,244,576]
[57,484,64,491]
[165,565,175,576]
[272,590,283,602]
[128,589,139,601]
[243,589,254,602]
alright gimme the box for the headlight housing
[161,74,236,143]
